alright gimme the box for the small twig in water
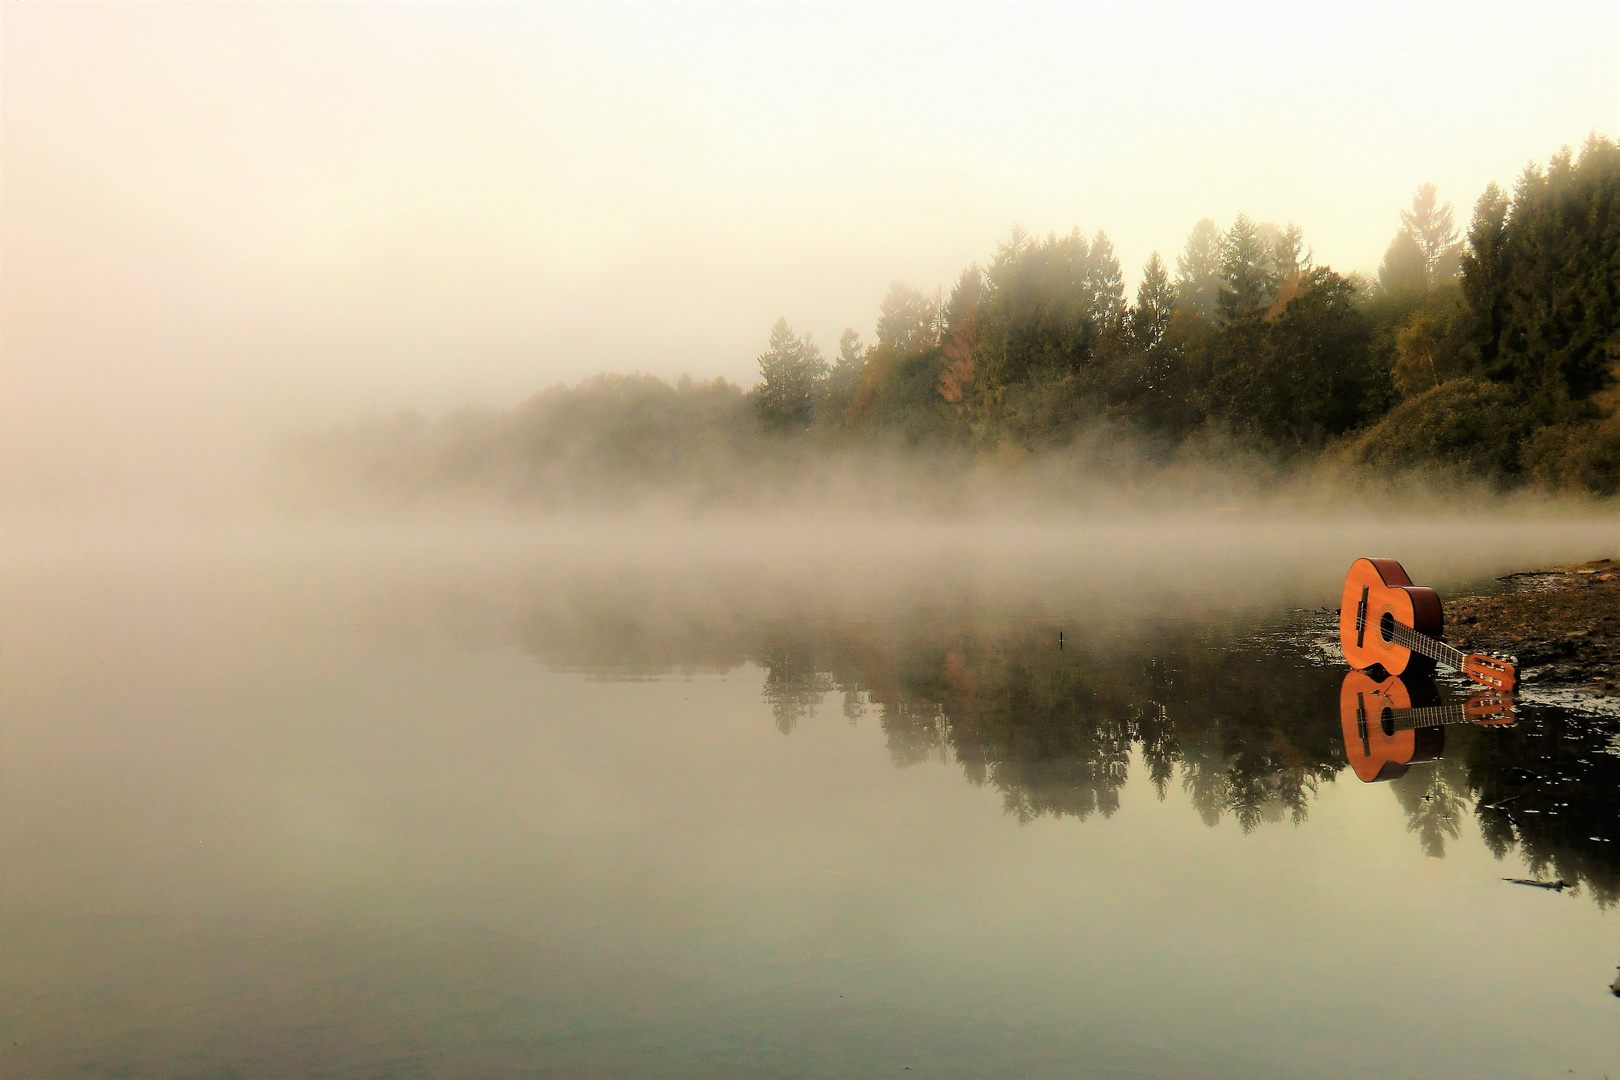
[1502,877,1569,891]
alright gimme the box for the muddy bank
[1447,558,1618,696]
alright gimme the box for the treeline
[757,134,1619,490]
[300,135,1619,502]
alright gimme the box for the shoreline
[1447,558,1618,697]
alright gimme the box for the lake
[3,514,1616,1079]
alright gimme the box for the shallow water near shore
[3,515,1616,1079]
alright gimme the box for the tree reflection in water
[493,583,1616,908]
[745,617,1618,906]
[751,620,1350,829]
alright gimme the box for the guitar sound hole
[1379,611,1396,644]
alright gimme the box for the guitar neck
[1384,703,1468,732]
[1386,621,1467,672]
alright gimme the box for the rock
[1446,559,1619,695]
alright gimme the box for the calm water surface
[3,517,1616,1079]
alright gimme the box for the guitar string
[1363,701,1511,734]
[1353,597,1515,693]
[1386,621,1469,669]
[1354,597,1467,669]
[1381,704,1465,730]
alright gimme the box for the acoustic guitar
[1338,670,1515,782]
[1338,558,1517,692]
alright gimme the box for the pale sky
[3,3,1617,503]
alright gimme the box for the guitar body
[1339,558,1443,676]
[1338,671,1443,782]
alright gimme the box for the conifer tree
[977,228,1104,384]
[875,282,937,356]
[1477,138,1620,415]
[754,317,827,431]
[1218,213,1277,322]
[1458,181,1510,372]
[1272,224,1310,280]
[1130,253,1175,349]
[1086,230,1127,328]
[1378,231,1429,296]
[1175,218,1224,322]
[1401,182,1463,283]
[826,329,867,398]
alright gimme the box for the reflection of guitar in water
[1338,670,1515,782]
[1339,558,1518,692]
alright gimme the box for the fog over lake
[4,513,1616,1078]
[5,3,1619,1077]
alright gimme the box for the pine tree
[1086,230,1126,328]
[1272,223,1310,280]
[1378,231,1429,296]
[1477,137,1620,416]
[754,317,827,431]
[1377,184,1464,298]
[1401,182,1463,284]
[1175,218,1223,322]
[826,329,866,397]
[1130,253,1175,349]
[1218,213,1277,322]
[1458,181,1510,371]
[875,282,937,356]
[978,228,1103,384]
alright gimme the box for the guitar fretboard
[1354,699,1503,749]
[1379,703,1469,731]
[1384,620,1468,672]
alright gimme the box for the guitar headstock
[1463,653,1518,693]
[1461,690,1517,725]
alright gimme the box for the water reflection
[1338,671,1515,783]
[1338,671,1514,859]
[7,541,1616,1078]
[492,594,1619,907]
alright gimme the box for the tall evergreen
[1130,253,1176,350]
[754,317,828,431]
[1460,137,1619,419]
[1175,218,1224,322]
[1086,230,1127,329]
[875,282,938,356]
[1218,213,1277,322]
[1458,182,1511,371]
[822,328,868,414]
[1378,231,1429,296]
[1203,269,1379,453]
[1379,183,1463,296]
[1272,223,1310,281]
[1401,182,1463,284]
[979,228,1104,385]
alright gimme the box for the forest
[303,135,1620,502]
